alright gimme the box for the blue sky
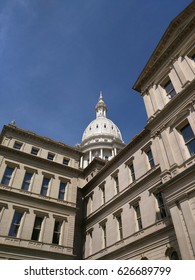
[0,0,192,146]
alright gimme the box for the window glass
[52,220,62,244]
[22,172,33,190]
[180,123,195,156]
[58,182,67,200]
[164,80,176,98]
[31,148,39,155]
[31,216,43,241]
[1,166,14,186]
[13,142,22,150]
[9,211,23,237]
[40,177,50,196]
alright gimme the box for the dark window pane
[63,158,69,165]
[164,80,176,98]
[147,149,155,168]
[1,167,14,185]
[31,217,43,241]
[180,124,194,142]
[22,172,33,190]
[40,177,50,196]
[52,221,62,244]
[58,182,67,200]
[180,124,195,155]
[188,139,195,155]
[47,153,54,160]
[13,142,22,150]
[9,212,23,237]
[31,148,39,155]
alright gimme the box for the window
[156,192,167,219]
[52,220,62,245]
[128,163,135,182]
[21,172,33,191]
[163,79,176,98]
[31,147,39,155]
[114,175,119,194]
[9,211,23,237]
[58,181,67,200]
[47,153,55,161]
[116,215,123,240]
[146,149,155,168]
[100,223,107,248]
[1,166,14,186]
[31,216,43,241]
[100,184,106,204]
[180,123,195,156]
[13,142,22,150]
[40,177,50,196]
[63,158,69,165]
[134,204,143,230]
[86,193,93,215]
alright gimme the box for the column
[89,150,92,163]
[143,93,154,119]
[100,148,103,159]
[173,59,188,86]
[169,205,193,259]
[160,130,176,167]
[80,156,83,168]
[180,199,195,257]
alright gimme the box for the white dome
[82,117,123,142]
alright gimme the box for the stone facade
[0,2,194,260]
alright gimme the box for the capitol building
[0,2,195,260]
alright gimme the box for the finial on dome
[96,91,107,118]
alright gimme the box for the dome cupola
[80,92,125,168]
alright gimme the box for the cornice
[0,125,83,156]
[133,3,195,92]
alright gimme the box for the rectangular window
[58,182,67,200]
[21,172,33,191]
[163,79,176,98]
[101,223,107,248]
[31,216,43,241]
[9,211,23,237]
[116,215,123,240]
[40,177,50,196]
[134,204,143,230]
[180,123,195,156]
[13,142,22,150]
[156,192,167,219]
[52,220,62,245]
[31,147,39,155]
[1,166,14,186]
[101,185,106,204]
[63,158,69,165]
[114,175,119,194]
[129,163,135,182]
[146,149,155,168]
[47,153,55,161]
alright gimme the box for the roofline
[133,2,195,93]
[0,124,83,156]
